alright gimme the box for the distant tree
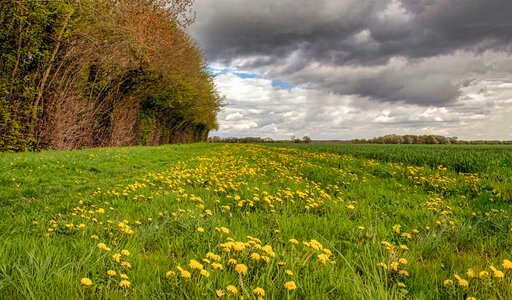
[302,136,312,144]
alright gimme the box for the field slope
[1,144,512,299]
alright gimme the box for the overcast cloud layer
[189,0,512,140]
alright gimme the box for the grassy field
[1,143,512,299]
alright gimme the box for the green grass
[1,143,512,299]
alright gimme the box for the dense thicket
[0,0,221,151]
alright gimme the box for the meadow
[1,143,512,299]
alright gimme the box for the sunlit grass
[1,143,511,299]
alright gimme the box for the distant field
[1,143,512,299]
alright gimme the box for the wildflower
[399,245,409,250]
[399,270,409,277]
[278,261,286,267]
[253,287,265,296]
[250,253,261,261]
[397,282,406,288]
[494,270,504,279]
[392,224,401,234]
[503,259,512,270]
[288,239,299,245]
[479,271,489,278]
[119,280,131,288]
[180,270,191,278]
[189,259,204,270]
[206,252,221,261]
[398,258,408,265]
[220,227,230,234]
[466,297,476,300]
[216,289,225,298]
[197,227,205,233]
[284,281,297,291]
[121,249,130,256]
[390,262,399,272]
[90,235,99,240]
[97,242,111,252]
[318,254,329,264]
[285,270,294,276]
[345,204,355,209]
[466,269,475,278]
[120,261,132,269]
[107,270,116,276]
[454,275,469,287]
[120,273,129,279]
[212,263,224,270]
[80,278,92,286]
[227,285,238,294]
[112,253,122,263]
[166,271,175,278]
[235,264,248,275]
[443,279,453,286]
[377,262,387,269]
[228,258,238,265]
[200,269,210,277]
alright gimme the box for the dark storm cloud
[192,0,512,66]
[190,0,512,106]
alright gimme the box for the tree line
[0,0,222,151]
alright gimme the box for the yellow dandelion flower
[212,263,224,270]
[399,244,409,250]
[503,259,512,270]
[443,279,453,286]
[189,259,204,270]
[455,275,469,287]
[392,224,401,234]
[120,261,132,268]
[228,258,237,265]
[235,264,248,275]
[112,253,122,263]
[250,253,261,261]
[120,273,129,279]
[377,262,388,269]
[390,262,399,272]
[80,278,92,286]
[466,297,476,300]
[285,269,294,276]
[216,289,225,298]
[206,252,221,261]
[166,271,175,278]
[119,280,131,288]
[253,287,265,296]
[398,270,409,277]
[90,235,99,240]
[494,270,504,279]
[466,269,475,278]
[197,227,205,233]
[398,258,408,265]
[278,261,286,267]
[200,269,210,277]
[288,239,299,245]
[121,249,130,256]
[284,281,297,291]
[345,204,355,209]
[479,271,489,278]
[107,270,116,276]
[397,282,406,288]
[318,254,329,264]
[220,227,230,234]
[227,285,238,294]
[180,270,191,278]
[97,243,111,252]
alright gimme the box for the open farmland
[1,144,512,299]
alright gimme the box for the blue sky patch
[272,79,295,90]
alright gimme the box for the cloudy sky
[189,0,512,140]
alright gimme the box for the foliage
[0,0,221,151]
